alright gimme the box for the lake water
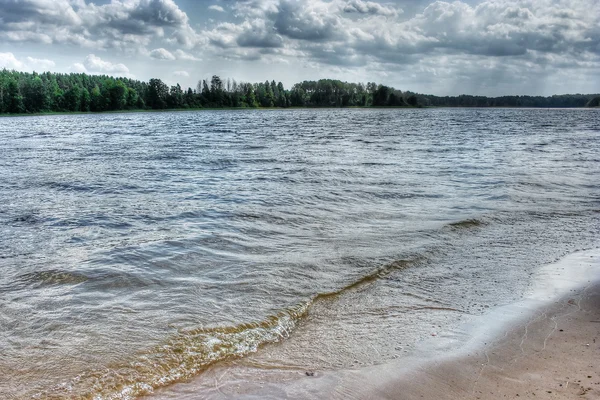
[0,108,599,399]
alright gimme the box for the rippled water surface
[0,109,599,399]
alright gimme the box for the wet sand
[294,281,600,400]
[150,250,600,400]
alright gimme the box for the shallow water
[0,108,599,399]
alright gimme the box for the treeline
[0,69,598,114]
[0,70,148,113]
[412,93,600,108]
[587,96,600,107]
[0,70,416,114]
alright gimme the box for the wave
[10,213,41,225]
[316,258,421,300]
[445,218,485,230]
[16,269,89,287]
[36,218,485,399]
[44,302,310,399]
[42,256,427,399]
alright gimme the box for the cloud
[80,0,190,36]
[343,0,400,16]
[212,0,600,67]
[0,0,81,26]
[0,52,55,71]
[25,56,55,70]
[208,5,225,12]
[0,0,599,95]
[71,62,87,73]
[149,48,176,60]
[82,54,130,74]
[173,70,189,77]
[174,49,201,61]
[0,52,24,69]
[0,0,201,50]
[273,0,342,41]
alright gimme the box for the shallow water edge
[147,248,600,399]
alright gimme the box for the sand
[312,281,600,400]
[150,250,600,400]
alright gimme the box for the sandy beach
[301,281,600,400]
[149,249,600,400]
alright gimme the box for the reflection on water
[0,108,599,398]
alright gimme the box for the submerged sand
[149,250,600,400]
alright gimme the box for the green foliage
[0,68,598,115]
[412,92,599,108]
[406,95,419,107]
[63,86,81,111]
[80,88,91,112]
[587,97,600,107]
[5,78,25,113]
[289,79,374,107]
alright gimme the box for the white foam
[423,248,600,359]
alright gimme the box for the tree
[167,84,184,108]
[387,91,406,106]
[80,87,91,111]
[1,69,598,114]
[199,79,211,106]
[244,83,258,107]
[210,75,224,106]
[260,80,274,107]
[63,86,81,111]
[5,78,24,113]
[126,88,138,109]
[104,79,128,110]
[372,85,390,106]
[406,94,419,107]
[23,75,49,112]
[587,96,600,107]
[147,78,169,109]
[90,85,103,111]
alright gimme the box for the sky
[0,0,599,96]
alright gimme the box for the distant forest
[1,69,599,114]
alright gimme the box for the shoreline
[147,248,600,399]
[2,106,599,118]
[0,106,418,118]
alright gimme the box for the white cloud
[174,49,201,61]
[0,52,25,69]
[173,70,189,77]
[149,48,176,60]
[343,0,400,16]
[71,62,87,73]
[0,0,200,51]
[83,54,130,74]
[208,5,225,12]
[25,56,55,70]
[200,0,600,68]
[0,52,56,71]
[0,0,599,95]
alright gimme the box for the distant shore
[3,105,600,118]
[0,106,413,118]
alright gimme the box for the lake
[0,108,599,399]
